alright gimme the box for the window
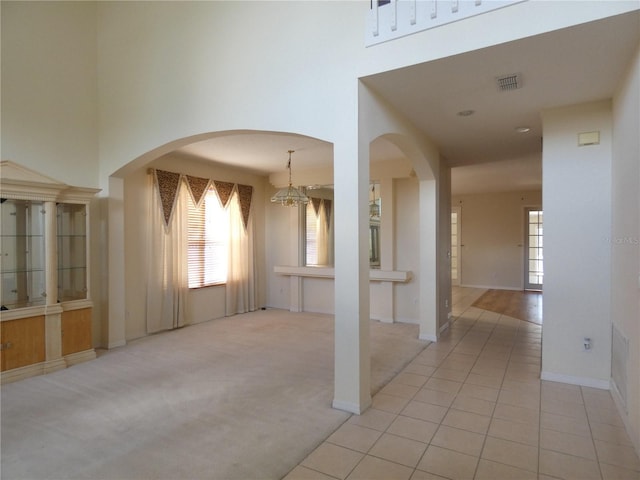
[304,192,333,266]
[187,186,228,288]
[305,202,319,266]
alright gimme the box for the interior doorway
[525,208,543,291]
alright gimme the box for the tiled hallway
[285,302,640,480]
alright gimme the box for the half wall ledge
[274,265,412,283]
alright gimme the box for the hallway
[287,299,639,479]
[472,289,543,325]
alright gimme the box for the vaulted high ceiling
[174,11,639,194]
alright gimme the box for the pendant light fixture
[270,150,310,207]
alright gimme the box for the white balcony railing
[366,0,525,47]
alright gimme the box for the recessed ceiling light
[457,109,475,117]
[515,126,531,133]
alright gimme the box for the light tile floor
[284,305,640,480]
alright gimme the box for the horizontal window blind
[305,202,318,266]
[187,187,228,288]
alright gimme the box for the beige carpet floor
[1,309,428,480]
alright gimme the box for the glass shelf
[0,199,46,309]
[0,234,45,238]
[57,203,88,302]
[1,268,46,274]
[0,200,90,308]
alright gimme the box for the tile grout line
[472,310,519,479]
[582,385,605,480]
[437,309,492,479]
[399,306,480,478]
[536,318,544,479]
[292,302,549,480]
[411,307,509,478]
[319,310,474,480]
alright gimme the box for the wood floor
[472,288,543,324]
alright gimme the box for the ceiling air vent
[496,73,522,92]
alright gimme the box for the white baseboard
[541,371,610,390]
[394,317,419,325]
[1,362,45,384]
[332,398,372,415]
[108,339,126,349]
[419,333,438,342]
[439,321,450,334]
[460,283,522,291]
[65,349,97,367]
[372,315,394,323]
[43,358,67,374]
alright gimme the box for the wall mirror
[303,183,381,268]
[369,182,381,268]
[304,186,334,266]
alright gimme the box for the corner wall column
[419,179,438,341]
[107,176,126,348]
[333,135,371,414]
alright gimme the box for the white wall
[1,1,99,188]
[265,172,422,324]
[611,42,640,453]
[95,1,363,184]
[451,190,542,290]
[1,2,104,345]
[123,154,267,341]
[394,177,421,323]
[4,1,639,428]
[438,164,452,328]
[542,100,612,387]
[265,185,298,311]
[4,0,631,333]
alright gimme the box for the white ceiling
[173,11,639,195]
[175,132,406,175]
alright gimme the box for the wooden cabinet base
[0,349,96,384]
[62,308,93,356]
[1,316,46,371]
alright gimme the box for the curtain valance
[152,169,253,230]
[309,196,332,229]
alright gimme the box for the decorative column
[333,136,371,414]
[43,200,65,373]
[419,179,439,342]
[107,176,127,348]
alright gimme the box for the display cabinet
[1,199,47,309]
[57,203,88,302]
[0,161,100,383]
